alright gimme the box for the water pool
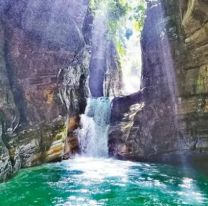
[0,157,208,206]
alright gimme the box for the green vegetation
[107,0,146,36]
[108,0,146,57]
[88,0,99,11]
[90,0,146,57]
[89,0,146,34]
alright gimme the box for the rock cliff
[0,0,90,181]
[109,0,208,167]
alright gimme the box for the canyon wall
[0,0,90,181]
[109,0,208,167]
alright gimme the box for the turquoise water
[0,157,208,206]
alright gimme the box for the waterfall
[78,97,111,157]
[77,1,111,157]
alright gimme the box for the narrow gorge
[0,0,208,205]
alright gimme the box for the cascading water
[78,97,111,157]
[76,1,112,158]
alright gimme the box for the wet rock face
[0,124,14,182]
[0,0,90,181]
[64,116,81,159]
[178,0,208,156]
[109,0,208,164]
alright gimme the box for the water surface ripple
[0,157,208,206]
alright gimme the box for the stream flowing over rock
[78,97,112,157]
